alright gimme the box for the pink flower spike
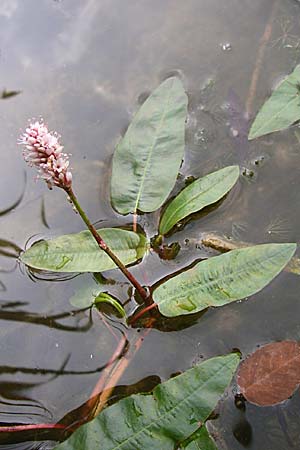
[19,119,72,189]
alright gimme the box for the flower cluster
[19,119,72,189]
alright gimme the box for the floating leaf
[201,232,300,276]
[180,425,217,450]
[159,166,239,235]
[111,77,188,214]
[94,292,126,318]
[21,228,148,273]
[237,341,300,406]
[153,243,296,317]
[56,353,239,450]
[249,65,300,140]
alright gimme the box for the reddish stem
[0,423,66,433]
[65,186,150,303]
[129,302,158,325]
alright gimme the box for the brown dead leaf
[237,341,300,406]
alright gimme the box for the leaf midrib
[242,349,300,394]
[156,246,290,307]
[161,171,234,232]
[110,357,235,449]
[134,79,175,213]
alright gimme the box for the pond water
[1,0,300,448]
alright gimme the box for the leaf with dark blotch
[159,166,240,235]
[248,65,300,140]
[20,228,148,272]
[237,341,300,406]
[153,243,296,317]
[180,425,217,450]
[111,77,188,214]
[55,354,239,450]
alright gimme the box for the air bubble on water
[194,128,209,144]
[221,42,232,51]
[230,127,239,138]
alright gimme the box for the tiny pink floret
[19,119,72,189]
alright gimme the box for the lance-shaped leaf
[21,228,148,273]
[55,353,239,450]
[153,243,296,317]
[111,77,188,214]
[249,65,300,140]
[180,425,217,450]
[159,166,239,235]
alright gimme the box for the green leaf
[69,276,102,308]
[249,65,300,140]
[153,243,296,317]
[55,353,239,450]
[159,166,239,235]
[180,425,217,450]
[94,292,126,318]
[111,77,188,214]
[21,228,148,273]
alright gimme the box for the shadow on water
[0,172,26,218]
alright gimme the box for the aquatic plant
[16,75,299,449]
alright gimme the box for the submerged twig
[92,328,152,417]
[246,0,279,117]
[201,232,300,275]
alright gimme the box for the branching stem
[65,186,150,302]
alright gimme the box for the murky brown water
[1,0,300,448]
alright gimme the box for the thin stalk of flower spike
[65,186,150,303]
[19,120,151,302]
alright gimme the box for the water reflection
[0,173,26,217]
[0,306,92,332]
[0,1,18,19]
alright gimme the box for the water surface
[1,0,300,448]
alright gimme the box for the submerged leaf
[111,77,188,214]
[249,65,300,140]
[21,228,148,273]
[69,277,101,308]
[159,166,239,235]
[180,425,217,450]
[153,243,296,317]
[94,292,126,318]
[56,353,239,450]
[237,341,300,406]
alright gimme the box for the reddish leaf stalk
[65,186,150,303]
[129,302,158,325]
[0,423,66,433]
